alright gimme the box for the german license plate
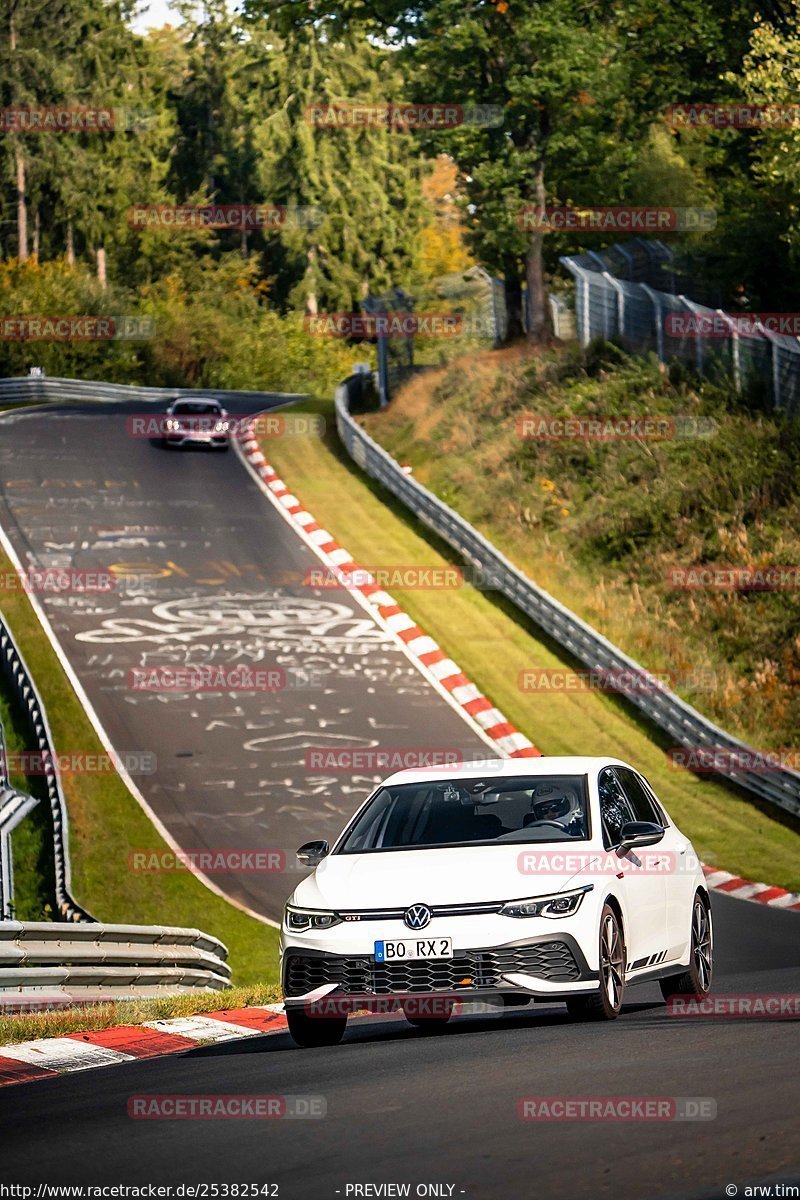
[374,937,453,962]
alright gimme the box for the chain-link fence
[561,241,800,418]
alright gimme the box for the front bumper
[281,932,598,1007]
[165,432,228,447]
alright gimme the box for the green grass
[257,391,800,893]
[0,982,281,1047]
[364,343,800,755]
[0,551,279,984]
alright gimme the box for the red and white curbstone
[702,865,800,910]
[236,426,539,760]
[0,1005,288,1088]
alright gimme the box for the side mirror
[618,821,664,851]
[296,839,329,867]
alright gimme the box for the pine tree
[248,17,422,312]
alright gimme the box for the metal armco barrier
[0,786,39,920]
[0,615,92,922]
[335,376,800,819]
[0,922,230,995]
[0,375,306,407]
[0,715,38,917]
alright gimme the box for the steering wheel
[526,819,566,831]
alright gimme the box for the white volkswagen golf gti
[280,756,713,1047]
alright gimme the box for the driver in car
[528,784,584,836]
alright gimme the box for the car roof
[169,397,223,407]
[380,756,632,787]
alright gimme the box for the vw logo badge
[404,903,432,930]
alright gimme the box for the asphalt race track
[0,405,798,1200]
[0,892,798,1197]
[0,404,489,917]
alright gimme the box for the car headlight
[284,904,342,932]
[500,885,593,919]
[165,417,180,431]
[214,420,229,432]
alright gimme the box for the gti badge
[404,903,432,930]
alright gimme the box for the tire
[566,903,626,1021]
[403,999,454,1029]
[285,1007,347,1048]
[659,893,713,1001]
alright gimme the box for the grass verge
[365,344,800,753]
[0,680,56,920]
[0,982,282,1047]
[0,546,279,984]
[257,394,800,892]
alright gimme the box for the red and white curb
[235,421,800,917]
[0,1004,290,1088]
[235,424,539,760]
[702,865,800,910]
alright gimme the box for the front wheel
[659,893,713,1001]
[285,1007,347,1048]
[566,903,626,1021]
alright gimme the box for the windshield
[336,775,590,853]
[171,401,222,415]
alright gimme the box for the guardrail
[335,375,800,819]
[0,787,39,920]
[0,922,230,995]
[0,614,92,922]
[0,375,306,407]
[0,715,39,918]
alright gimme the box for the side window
[598,767,636,848]
[616,768,663,826]
[640,776,669,826]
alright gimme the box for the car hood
[291,843,594,909]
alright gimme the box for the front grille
[284,942,580,997]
